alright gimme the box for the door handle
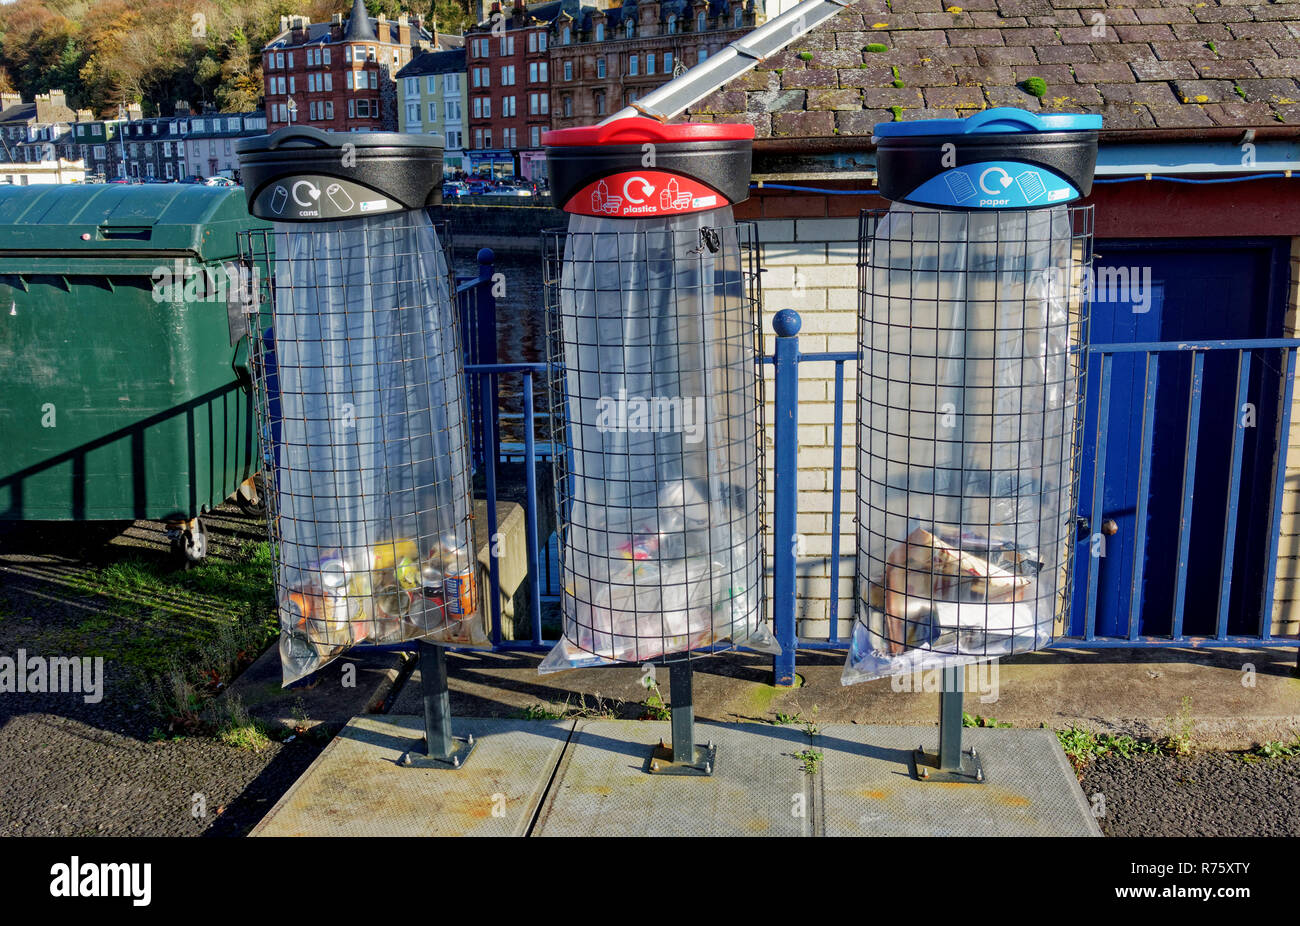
[1100,519,1118,536]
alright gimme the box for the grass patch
[213,693,276,752]
[963,712,1012,728]
[1162,695,1194,757]
[1057,724,1160,774]
[795,748,823,775]
[864,42,889,53]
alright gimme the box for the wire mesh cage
[540,210,774,671]
[844,204,1093,684]
[239,211,487,684]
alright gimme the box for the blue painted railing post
[771,309,801,687]
[477,248,500,464]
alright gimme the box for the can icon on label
[270,186,288,215]
[326,183,355,213]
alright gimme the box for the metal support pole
[646,662,716,776]
[912,662,984,784]
[771,309,801,687]
[938,664,964,771]
[669,661,695,764]
[400,640,475,769]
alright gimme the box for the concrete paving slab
[402,648,1300,750]
[252,716,573,836]
[815,725,1101,837]
[532,720,813,837]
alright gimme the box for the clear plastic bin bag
[249,211,488,685]
[844,204,1087,685]
[541,208,776,673]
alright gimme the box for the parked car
[203,176,237,187]
[178,175,205,184]
[441,181,468,200]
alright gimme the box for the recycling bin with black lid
[846,108,1101,687]
[236,127,485,687]
[539,118,776,679]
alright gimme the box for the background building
[181,111,268,180]
[549,0,763,129]
[397,48,469,174]
[262,0,461,133]
[465,0,568,179]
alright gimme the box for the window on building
[735,7,744,27]
[529,62,538,82]
[484,130,491,147]
[474,128,483,148]
[530,125,540,147]
[540,93,548,114]
[563,26,571,44]
[428,101,438,122]
[539,62,548,81]
[427,75,438,93]
[325,101,334,119]
[324,47,331,64]
[447,129,460,148]
[472,97,481,118]
[504,65,516,85]
[564,60,573,81]
[563,95,573,117]
[347,71,354,89]
[324,72,332,91]
[349,99,355,118]
[165,162,173,179]
[665,51,674,73]
[629,55,638,76]
[288,52,294,68]
[406,77,418,96]
[528,32,537,53]
[647,53,655,75]
[625,20,635,38]
[483,97,490,118]
[289,75,296,92]
[699,47,708,63]
[597,57,606,78]
[595,91,605,115]
[504,96,516,117]
[346,46,353,62]
[668,14,677,34]
[407,102,420,124]
[698,11,707,31]
[276,52,285,68]
[446,100,460,120]
[367,46,376,61]
[76,125,85,137]
[540,32,547,52]
[447,73,459,91]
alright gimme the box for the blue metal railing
[452,253,1300,678]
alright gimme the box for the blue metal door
[1071,238,1290,640]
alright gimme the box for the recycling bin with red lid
[539,118,777,676]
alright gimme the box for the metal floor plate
[252,716,573,837]
[815,725,1101,837]
[532,720,813,837]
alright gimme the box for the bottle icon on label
[270,186,288,215]
[592,180,609,212]
[326,183,355,213]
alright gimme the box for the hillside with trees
[0,0,476,117]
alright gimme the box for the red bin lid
[543,117,755,147]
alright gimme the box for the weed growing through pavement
[1162,695,1195,757]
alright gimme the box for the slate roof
[396,48,468,78]
[684,0,1300,137]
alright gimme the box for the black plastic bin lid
[235,126,444,222]
[544,118,754,218]
[873,108,1101,211]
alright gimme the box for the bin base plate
[645,739,717,776]
[400,734,477,770]
[911,746,984,784]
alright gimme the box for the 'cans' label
[563,170,728,217]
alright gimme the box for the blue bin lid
[873,107,1102,138]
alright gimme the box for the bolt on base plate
[400,734,476,770]
[911,745,985,784]
[645,739,717,777]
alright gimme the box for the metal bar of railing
[1261,346,1297,645]
[522,373,544,646]
[1129,353,1159,641]
[829,359,846,644]
[1172,350,1205,640]
[1216,351,1252,640]
[1084,352,1112,641]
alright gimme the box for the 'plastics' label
[564,170,729,217]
